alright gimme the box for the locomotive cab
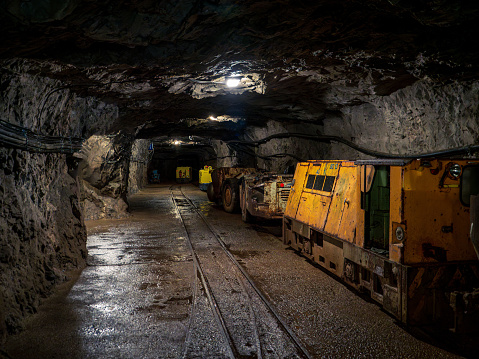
[283,159,479,332]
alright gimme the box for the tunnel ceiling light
[173,140,181,146]
[209,116,217,121]
[226,77,241,88]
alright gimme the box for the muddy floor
[4,184,474,358]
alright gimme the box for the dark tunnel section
[148,145,216,184]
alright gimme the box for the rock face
[0,149,86,338]
[128,139,151,195]
[0,59,116,137]
[78,134,133,220]
[0,60,123,342]
[244,121,326,172]
[324,79,479,159]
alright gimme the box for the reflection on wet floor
[4,184,468,359]
[5,185,195,359]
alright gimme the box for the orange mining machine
[283,159,479,332]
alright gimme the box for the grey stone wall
[324,79,479,159]
[211,140,239,168]
[245,121,326,172]
[78,134,133,220]
[128,139,151,195]
[0,59,119,342]
[0,149,86,338]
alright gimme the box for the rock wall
[0,149,86,339]
[128,139,150,195]
[78,134,133,220]
[0,59,119,342]
[244,121,327,172]
[212,140,241,168]
[1,59,115,137]
[324,79,479,159]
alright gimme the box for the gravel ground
[4,184,473,358]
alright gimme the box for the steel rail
[170,186,236,359]
[175,194,200,359]
[179,186,313,359]
[172,185,262,359]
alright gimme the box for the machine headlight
[449,163,462,179]
[395,226,405,241]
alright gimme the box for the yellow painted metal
[176,166,191,180]
[284,158,479,265]
[402,159,477,264]
[389,166,404,263]
[323,163,362,246]
[286,160,359,243]
[199,165,213,184]
[302,161,340,231]
[284,162,309,219]
[284,158,479,330]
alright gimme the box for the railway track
[170,185,312,359]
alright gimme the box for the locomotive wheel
[222,178,240,213]
[241,184,254,223]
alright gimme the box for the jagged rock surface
[324,79,479,159]
[0,65,121,341]
[79,134,133,220]
[128,139,151,195]
[0,149,86,338]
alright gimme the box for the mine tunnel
[2,1,479,358]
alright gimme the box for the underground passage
[1,1,479,358]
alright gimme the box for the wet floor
[4,184,472,358]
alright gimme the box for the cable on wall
[0,119,84,154]
[226,132,479,159]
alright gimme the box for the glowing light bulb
[209,116,217,121]
[226,77,241,88]
[173,140,181,146]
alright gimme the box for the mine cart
[283,159,479,332]
[239,173,293,222]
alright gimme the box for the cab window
[461,166,479,206]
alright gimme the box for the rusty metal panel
[402,159,479,264]
[211,167,256,198]
[299,161,341,231]
[405,262,479,329]
[244,173,293,219]
[292,219,310,239]
[389,166,404,263]
[324,164,361,245]
[284,163,309,219]
[277,186,291,212]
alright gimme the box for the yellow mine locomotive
[283,159,479,331]
[176,166,192,183]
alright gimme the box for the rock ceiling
[1,0,479,142]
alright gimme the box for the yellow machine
[283,159,479,331]
[176,166,192,183]
[199,165,213,191]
